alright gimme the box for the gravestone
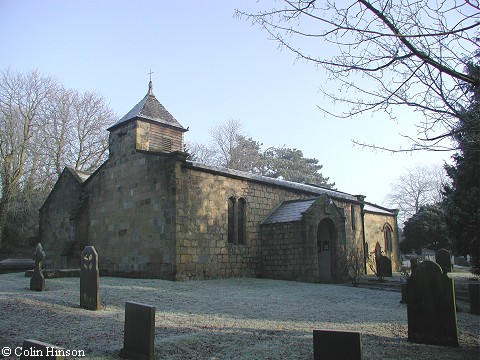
[30,243,45,292]
[435,248,452,273]
[400,283,408,304]
[80,246,100,310]
[119,301,156,360]
[410,258,418,273]
[313,329,362,360]
[20,339,64,359]
[407,260,458,347]
[378,256,392,277]
[468,283,479,315]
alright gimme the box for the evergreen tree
[443,63,480,273]
[195,119,334,188]
[261,147,334,188]
[401,204,450,255]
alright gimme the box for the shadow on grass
[155,326,313,360]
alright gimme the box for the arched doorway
[317,218,336,283]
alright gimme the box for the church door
[317,219,335,283]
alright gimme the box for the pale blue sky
[0,0,452,205]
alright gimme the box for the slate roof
[262,199,317,224]
[185,161,358,202]
[364,202,397,215]
[108,81,186,132]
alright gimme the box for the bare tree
[39,87,75,182]
[70,91,115,172]
[38,88,115,176]
[0,69,116,249]
[385,163,446,225]
[236,1,480,151]
[208,118,265,172]
[0,69,57,249]
[185,140,217,164]
[209,118,244,168]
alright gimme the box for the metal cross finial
[148,70,154,96]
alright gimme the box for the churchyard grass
[0,272,478,359]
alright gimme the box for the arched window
[238,198,247,245]
[384,224,393,252]
[227,196,247,245]
[228,197,236,244]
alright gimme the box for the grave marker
[30,243,45,292]
[120,301,156,360]
[435,248,452,273]
[407,260,458,347]
[20,339,64,359]
[378,256,392,277]
[313,329,362,360]
[468,283,479,315]
[80,246,100,310]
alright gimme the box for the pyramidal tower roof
[108,81,187,132]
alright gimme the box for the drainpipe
[393,208,400,270]
[355,195,367,274]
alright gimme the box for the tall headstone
[120,301,156,360]
[435,248,452,273]
[313,329,362,360]
[407,260,458,347]
[80,246,100,310]
[30,243,45,292]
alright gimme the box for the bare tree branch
[236,0,480,152]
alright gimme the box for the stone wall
[39,168,83,269]
[82,151,180,278]
[174,163,317,280]
[364,211,400,272]
[78,120,185,278]
[261,221,308,281]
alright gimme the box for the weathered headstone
[468,283,480,315]
[400,283,408,304]
[80,246,100,310]
[119,301,156,360]
[20,339,64,359]
[407,260,458,347]
[410,258,418,273]
[313,329,362,360]
[378,256,392,277]
[30,243,45,292]
[435,248,452,273]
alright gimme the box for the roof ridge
[186,161,358,201]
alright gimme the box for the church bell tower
[107,81,188,158]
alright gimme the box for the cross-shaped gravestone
[30,243,45,292]
[80,246,100,310]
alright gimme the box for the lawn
[0,272,478,359]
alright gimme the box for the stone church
[39,81,400,282]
